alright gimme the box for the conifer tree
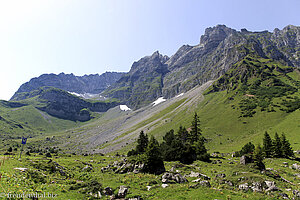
[144,136,165,174]
[194,137,210,162]
[273,132,282,158]
[253,144,265,170]
[163,129,175,146]
[281,133,294,158]
[262,131,273,158]
[177,125,189,144]
[239,142,255,156]
[161,129,177,161]
[190,112,201,143]
[136,130,149,154]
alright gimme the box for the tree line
[127,113,210,174]
[238,131,294,170]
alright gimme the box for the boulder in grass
[117,185,128,198]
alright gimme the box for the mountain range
[1,24,299,154]
[11,71,125,101]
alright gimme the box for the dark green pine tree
[161,129,176,161]
[144,136,165,174]
[194,137,210,162]
[190,112,201,143]
[135,130,149,154]
[262,131,273,158]
[253,144,265,170]
[280,133,294,158]
[177,125,189,144]
[163,129,175,146]
[239,142,255,156]
[273,132,282,158]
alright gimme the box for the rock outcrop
[103,25,300,109]
[11,72,124,101]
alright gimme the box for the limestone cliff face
[105,25,300,108]
[103,51,169,108]
[12,25,300,110]
[11,72,124,101]
[162,25,300,99]
[36,87,118,121]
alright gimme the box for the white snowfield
[176,93,184,97]
[152,97,166,106]
[68,92,106,99]
[119,105,131,111]
[69,91,81,97]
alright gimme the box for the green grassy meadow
[1,153,298,200]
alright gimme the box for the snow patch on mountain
[152,97,166,106]
[119,105,131,111]
[176,93,184,97]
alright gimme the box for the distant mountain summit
[11,72,125,101]
[104,24,300,109]
[11,25,300,109]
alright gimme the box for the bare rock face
[35,87,118,121]
[11,72,124,101]
[104,51,170,109]
[12,25,300,110]
[104,25,300,109]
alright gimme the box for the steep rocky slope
[11,71,125,101]
[102,51,169,108]
[18,87,119,121]
[104,25,300,109]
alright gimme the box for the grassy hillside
[0,100,99,151]
[129,56,300,154]
[1,153,299,200]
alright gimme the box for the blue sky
[0,0,299,100]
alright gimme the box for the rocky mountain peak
[130,51,169,74]
[200,25,236,48]
[11,71,125,101]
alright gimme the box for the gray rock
[161,172,187,184]
[266,185,280,192]
[226,180,234,187]
[82,165,93,172]
[212,160,222,164]
[189,180,211,188]
[189,171,200,177]
[251,182,264,192]
[278,193,289,199]
[239,183,249,191]
[199,180,211,187]
[264,181,275,189]
[12,72,124,101]
[216,173,226,178]
[291,163,300,171]
[192,178,201,183]
[240,155,253,165]
[103,187,113,195]
[294,173,300,178]
[199,173,211,180]
[283,162,289,166]
[161,184,169,188]
[118,185,128,198]
[293,190,300,198]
